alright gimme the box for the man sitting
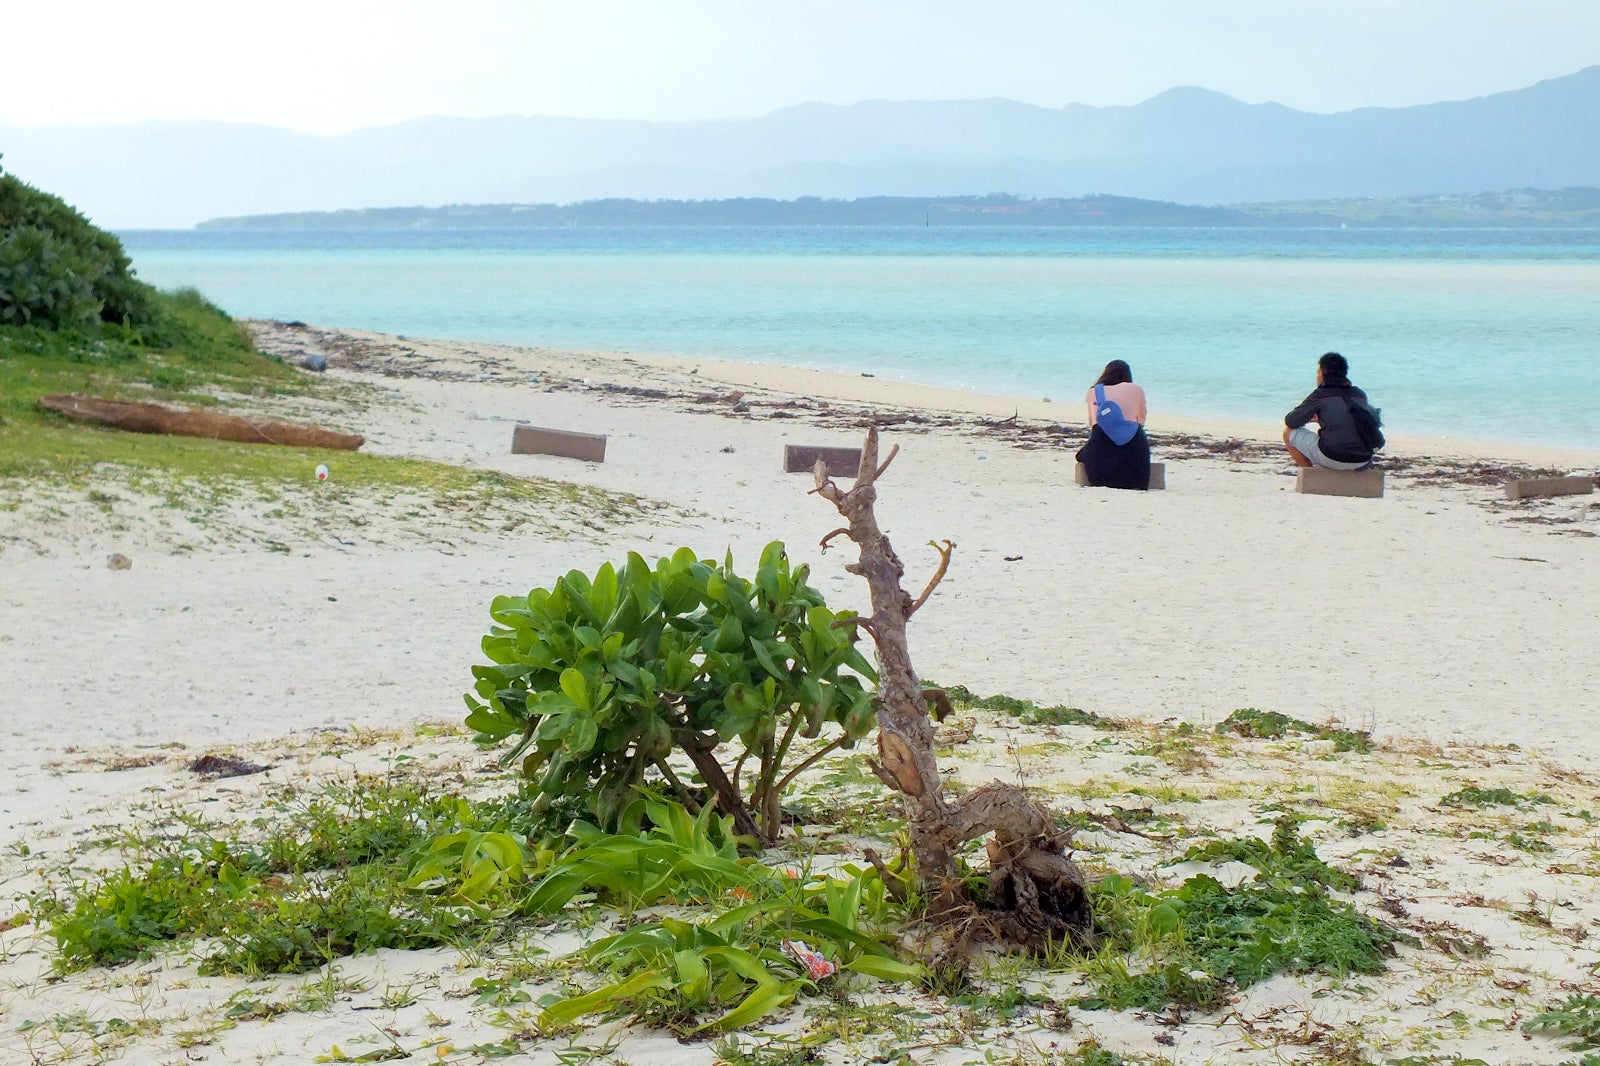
[1283,352,1384,470]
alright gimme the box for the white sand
[2,323,1598,1065]
[5,324,1594,772]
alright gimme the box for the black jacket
[1285,379,1375,463]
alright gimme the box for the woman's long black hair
[1095,359,1133,386]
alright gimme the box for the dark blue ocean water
[120,227,1600,449]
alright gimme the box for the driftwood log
[38,394,364,451]
[814,427,1092,952]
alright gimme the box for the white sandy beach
[2,323,1598,1066]
[5,324,1595,768]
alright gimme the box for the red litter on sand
[781,939,837,980]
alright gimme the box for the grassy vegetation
[1214,707,1372,753]
[33,775,492,975]
[14,694,1600,1064]
[0,290,645,548]
[941,684,1117,729]
[1073,817,1402,1012]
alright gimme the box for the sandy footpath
[2,323,1599,1065]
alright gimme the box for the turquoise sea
[119,227,1600,450]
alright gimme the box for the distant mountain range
[3,66,1599,228]
[198,188,1600,229]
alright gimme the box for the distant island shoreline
[195,189,1600,231]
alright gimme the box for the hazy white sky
[6,0,1599,133]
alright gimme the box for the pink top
[1085,381,1147,427]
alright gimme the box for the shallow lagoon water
[121,227,1600,449]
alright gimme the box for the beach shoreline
[616,344,1600,469]
[269,321,1600,470]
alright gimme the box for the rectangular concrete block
[785,444,863,477]
[511,424,606,463]
[1296,467,1384,498]
[1075,461,1165,490]
[1505,475,1594,500]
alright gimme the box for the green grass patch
[940,684,1117,729]
[0,291,643,543]
[1215,707,1371,753]
[1525,994,1600,1051]
[1441,784,1553,808]
[34,775,497,975]
[1076,819,1402,1011]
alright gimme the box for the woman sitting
[1075,359,1151,490]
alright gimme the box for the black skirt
[1076,425,1152,490]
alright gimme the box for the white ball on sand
[315,464,330,482]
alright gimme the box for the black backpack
[1348,397,1385,452]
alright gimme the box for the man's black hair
[1319,352,1349,379]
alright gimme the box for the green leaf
[558,668,590,710]
[842,956,923,983]
[692,979,800,1033]
[537,969,671,1031]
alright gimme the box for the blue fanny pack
[1094,384,1140,446]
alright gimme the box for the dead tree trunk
[813,427,1092,951]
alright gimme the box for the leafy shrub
[466,542,877,842]
[0,160,153,328]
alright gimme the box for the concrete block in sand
[785,445,863,477]
[511,424,606,463]
[1074,462,1165,490]
[1296,467,1384,498]
[1504,475,1594,500]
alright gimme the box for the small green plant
[1441,784,1551,808]
[466,543,877,843]
[1077,822,1401,1011]
[1525,994,1600,1050]
[713,1034,822,1065]
[532,801,919,1032]
[36,775,489,974]
[1214,708,1370,751]
[1179,815,1357,891]
[938,684,1114,729]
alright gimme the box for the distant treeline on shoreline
[197,188,1600,230]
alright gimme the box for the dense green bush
[466,542,877,843]
[0,157,153,328]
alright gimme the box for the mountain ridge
[3,66,1597,228]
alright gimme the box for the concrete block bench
[1504,475,1594,500]
[512,424,607,463]
[785,445,863,477]
[1074,462,1165,490]
[1296,467,1384,498]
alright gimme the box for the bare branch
[855,429,881,486]
[830,615,878,641]
[908,539,956,618]
[819,526,851,552]
[873,443,901,481]
[863,847,908,903]
[922,687,955,722]
[864,757,900,791]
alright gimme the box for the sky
[4,0,1599,133]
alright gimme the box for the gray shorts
[1288,426,1370,471]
